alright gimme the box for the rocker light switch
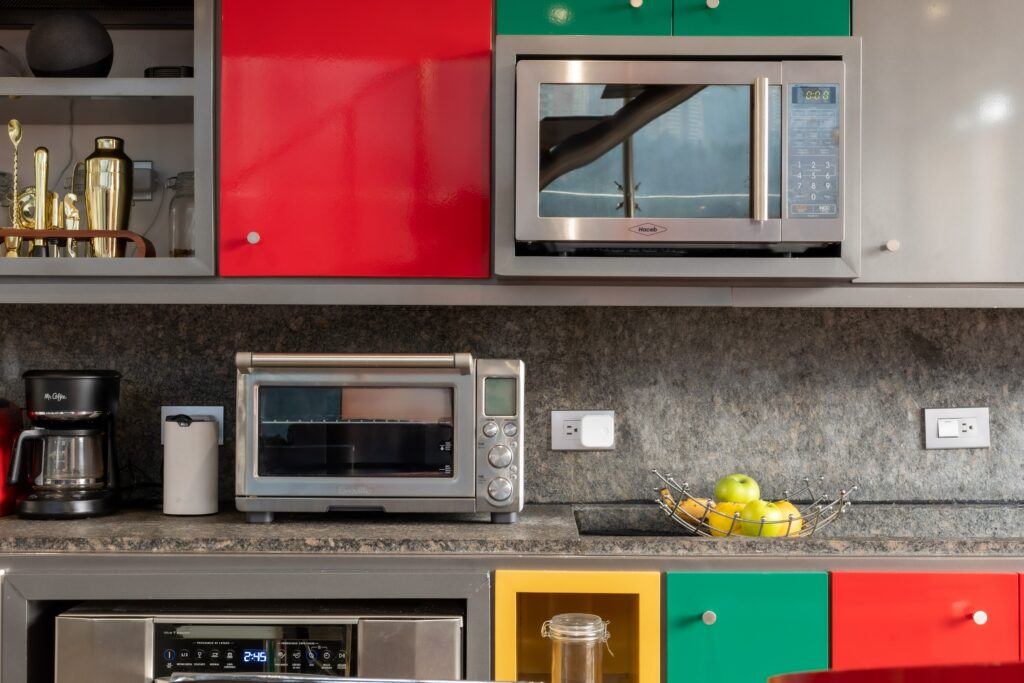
[936,418,959,438]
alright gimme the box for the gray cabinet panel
[856,0,1024,283]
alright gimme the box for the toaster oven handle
[237,353,473,373]
[752,75,770,223]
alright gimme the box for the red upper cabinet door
[832,572,1019,670]
[219,0,492,277]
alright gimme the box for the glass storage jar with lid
[167,171,195,257]
[542,613,611,683]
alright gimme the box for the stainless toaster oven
[235,353,524,524]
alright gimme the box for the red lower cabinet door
[220,0,491,277]
[832,572,1019,670]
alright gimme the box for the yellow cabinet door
[494,570,660,683]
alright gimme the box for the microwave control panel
[787,83,840,219]
[152,622,354,678]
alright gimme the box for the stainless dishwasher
[55,604,463,683]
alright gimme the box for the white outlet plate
[551,410,615,451]
[161,405,225,445]
[924,407,990,449]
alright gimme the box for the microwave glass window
[484,377,517,417]
[257,386,455,478]
[538,83,782,219]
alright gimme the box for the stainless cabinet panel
[856,0,1024,283]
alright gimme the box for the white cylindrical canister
[163,414,218,515]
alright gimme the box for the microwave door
[515,59,784,245]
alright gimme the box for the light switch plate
[161,405,224,445]
[924,407,990,449]
[551,410,615,451]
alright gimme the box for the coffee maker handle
[7,428,43,485]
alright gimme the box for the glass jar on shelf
[542,613,611,683]
[167,171,195,257]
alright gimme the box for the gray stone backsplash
[1,305,1022,504]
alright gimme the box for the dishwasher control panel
[152,622,355,678]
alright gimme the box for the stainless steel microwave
[235,353,524,524]
[494,36,863,280]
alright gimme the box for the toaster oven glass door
[241,369,476,499]
[515,59,845,246]
[257,386,455,478]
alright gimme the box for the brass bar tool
[4,119,21,257]
[32,146,48,256]
[63,193,79,257]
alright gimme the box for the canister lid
[166,414,216,427]
[541,613,609,641]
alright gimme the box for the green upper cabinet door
[497,0,672,35]
[675,0,851,36]
[666,572,829,683]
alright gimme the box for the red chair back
[769,661,1024,683]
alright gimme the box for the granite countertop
[1,503,1024,556]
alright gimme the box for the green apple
[714,473,760,504]
[738,499,787,537]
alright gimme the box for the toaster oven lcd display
[484,378,517,417]
[256,386,455,478]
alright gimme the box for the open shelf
[0,255,211,277]
[0,77,193,98]
[494,570,661,683]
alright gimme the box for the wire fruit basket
[652,468,856,538]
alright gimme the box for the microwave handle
[752,75,770,223]
[237,353,473,374]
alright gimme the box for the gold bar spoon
[4,119,21,257]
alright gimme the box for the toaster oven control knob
[488,444,514,469]
[482,421,499,437]
[503,422,519,437]
[487,477,513,502]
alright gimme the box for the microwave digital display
[792,86,837,104]
[256,386,455,478]
[484,378,517,417]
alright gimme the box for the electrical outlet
[551,410,615,450]
[161,405,225,445]
[924,407,990,449]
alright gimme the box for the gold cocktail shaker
[84,137,132,257]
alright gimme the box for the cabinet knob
[702,610,717,625]
[630,0,643,6]
[246,231,261,245]
[884,239,901,252]
[706,0,720,8]
[972,611,988,625]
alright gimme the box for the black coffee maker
[6,370,120,519]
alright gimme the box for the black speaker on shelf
[26,10,113,77]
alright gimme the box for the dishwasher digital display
[152,622,355,678]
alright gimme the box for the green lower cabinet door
[674,0,850,36]
[666,572,829,683]
[497,0,672,35]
